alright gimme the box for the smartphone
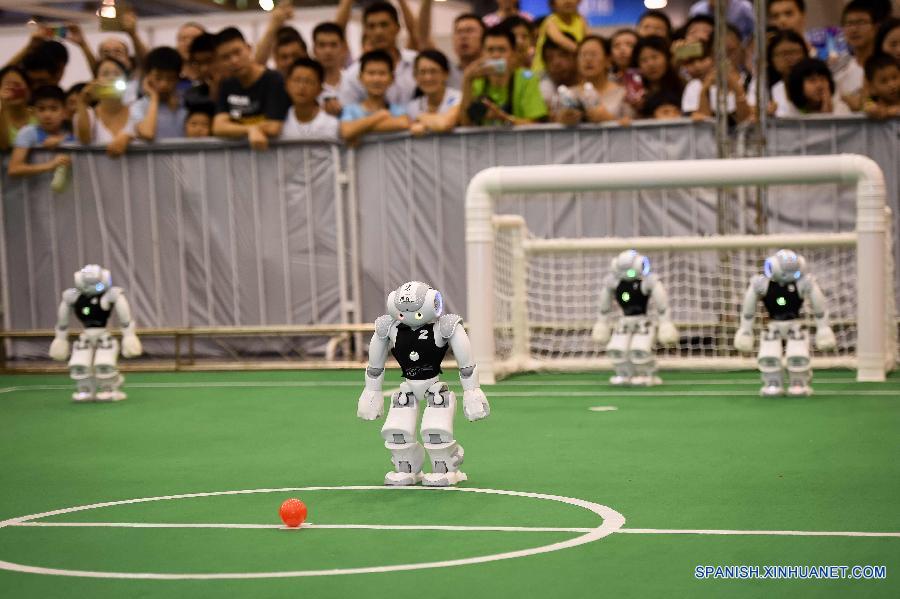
[674,42,704,62]
[624,69,644,103]
[99,14,125,32]
[484,58,507,75]
[93,80,127,100]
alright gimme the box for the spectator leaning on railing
[73,57,134,157]
[407,49,461,135]
[212,27,290,151]
[131,47,188,141]
[0,66,35,152]
[282,57,341,142]
[339,50,410,143]
[863,52,899,119]
[7,84,72,185]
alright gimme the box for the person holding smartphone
[459,25,546,127]
[73,57,134,156]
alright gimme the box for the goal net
[465,156,896,383]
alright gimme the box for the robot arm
[48,291,75,361]
[591,277,616,344]
[358,315,393,420]
[444,316,490,422]
[108,288,142,358]
[804,277,836,350]
[734,278,763,353]
[647,277,678,345]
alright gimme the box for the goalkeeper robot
[591,250,678,385]
[48,264,143,401]
[733,249,836,396]
[357,281,491,487]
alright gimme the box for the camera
[484,58,507,75]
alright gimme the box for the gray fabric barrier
[2,118,897,358]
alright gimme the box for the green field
[1,369,898,598]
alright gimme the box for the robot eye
[95,283,104,292]
[415,312,423,320]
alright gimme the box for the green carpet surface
[1,369,898,598]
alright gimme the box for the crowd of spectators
[0,0,897,181]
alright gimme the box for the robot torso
[615,279,651,316]
[73,292,113,328]
[762,280,804,321]
[391,323,448,380]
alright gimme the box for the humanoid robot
[49,264,143,401]
[357,281,491,487]
[734,249,836,396]
[591,250,678,386]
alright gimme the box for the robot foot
[630,375,662,387]
[384,471,423,486]
[609,375,631,386]
[71,391,94,402]
[786,385,812,397]
[760,384,784,397]
[422,471,467,487]
[95,390,127,402]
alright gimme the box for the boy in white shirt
[281,58,340,142]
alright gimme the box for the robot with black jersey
[592,250,679,386]
[49,265,143,401]
[734,249,836,396]
[356,281,490,487]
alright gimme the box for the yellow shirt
[532,13,587,74]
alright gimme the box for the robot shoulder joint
[61,288,79,305]
[750,275,768,295]
[438,314,463,339]
[374,314,395,339]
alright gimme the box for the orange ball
[279,498,307,528]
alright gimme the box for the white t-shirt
[74,107,134,144]
[831,59,864,101]
[338,48,418,107]
[681,79,737,114]
[279,107,340,142]
[405,88,462,120]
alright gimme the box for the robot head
[764,249,806,284]
[387,281,443,327]
[74,264,112,296]
[611,250,650,281]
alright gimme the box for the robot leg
[757,328,785,396]
[68,335,95,402]
[629,321,660,386]
[93,335,125,402]
[421,381,466,487]
[380,383,425,486]
[606,322,633,385]
[785,327,812,397]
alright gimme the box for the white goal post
[465,155,890,384]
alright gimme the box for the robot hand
[121,334,143,358]
[815,326,836,351]
[734,327,754,353]
[357,389,384,421]
[463,388,490,421]
[591,320,611,344]
[658,320,678,346]
[49,335,70,361]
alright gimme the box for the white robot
[734,249,836,396]
[49,264,143,402]
[591,250,678,386]
[357,281,491,487]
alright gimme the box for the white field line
[11,521,900,538]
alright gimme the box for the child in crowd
[631,35,683,118]
[7,85,72,188]
[340,50,409,143]
[532,0,586,73]
[282,58,341,141]
[184,101,214,137]
[644,90,683,120]
[786,58,851,115]
[863,53,900,119]
[132,46,187,141]
[609,29,639,84]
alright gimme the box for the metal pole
[753,0,769,233]
[714,0,730,235]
